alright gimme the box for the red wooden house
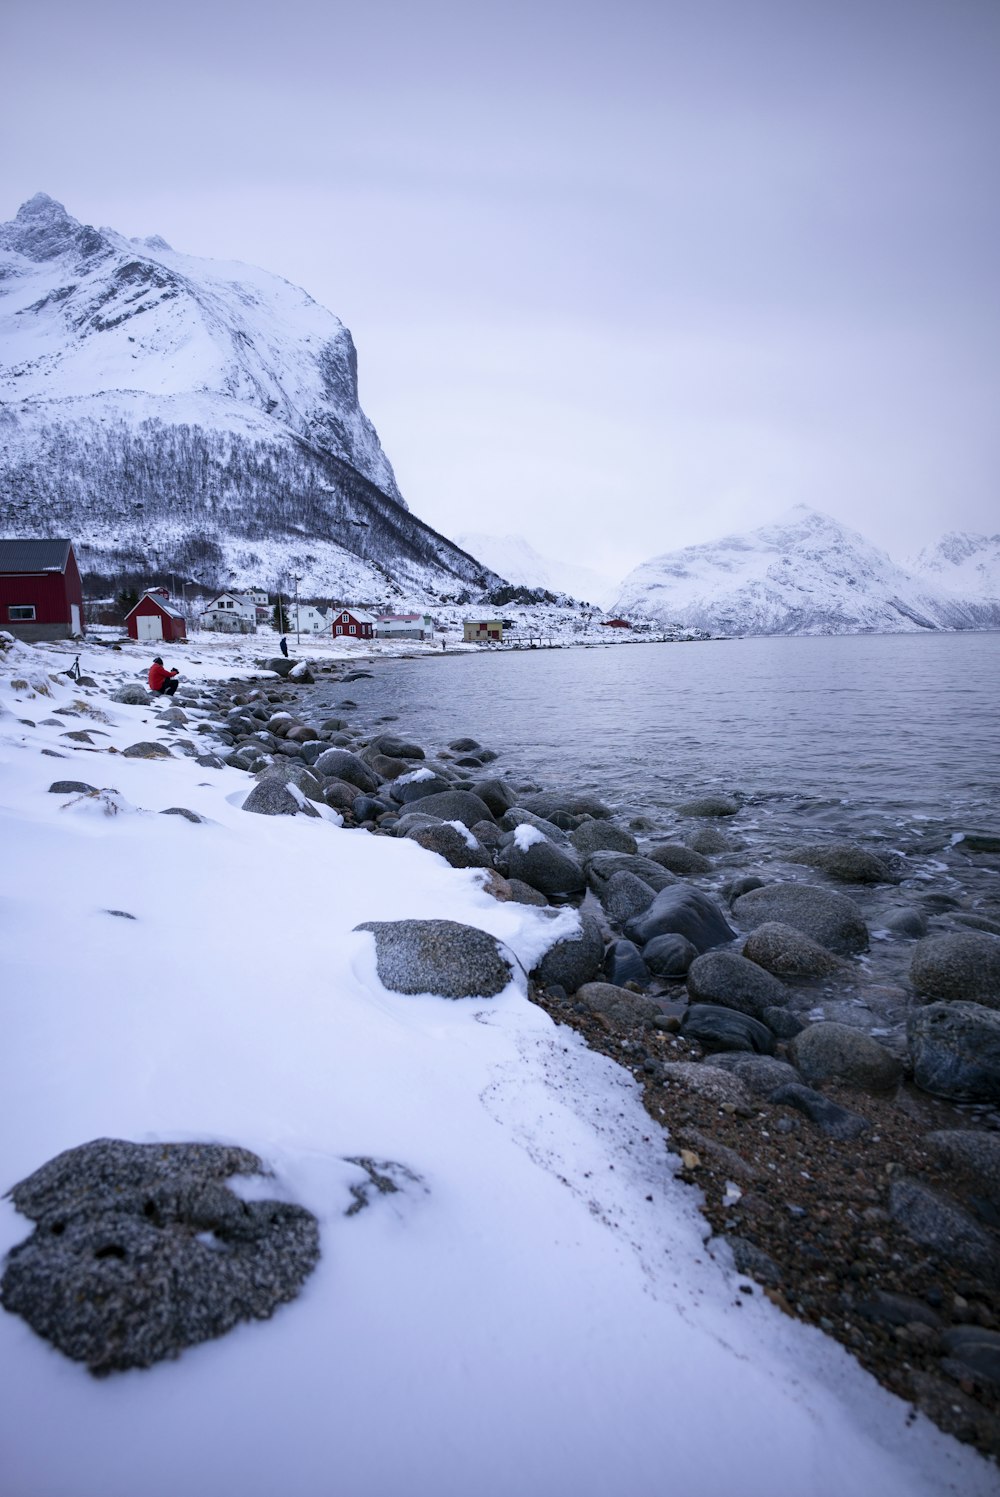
[332,607,376,640]
[125,590,187,643]
[600,617,633,629]
[0,538,85,641]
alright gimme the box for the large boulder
[123,741,171,760]
[575,982,664,1027]
[702,1052,802,1097]
[312,748,380,793]
[255,760,326,803]
[626,885,736,954]
[643,933,698,978]
[586,851,676,897]
[889,1177,1000,1282]
[676,794,740,818]
[924,1131,1000,1210]
[603,939,651,988]
[598,870,657,929]
[505,831,586,897]
[645,842,713,876]
[732,882,869,955]
[355,918,514,998]
[366,733,425,760]
[242,780,319,817]
[389,773,455,805]
[403,790,496,829]
[469,778,517,818]
[532,909,605,993]
[403,822,493,870]
[910,931,1000,1008]
[740,921,845,979]
[686,950,788,1020]
[908,1001,1000,1103]
[0,1139,319,1374]
[111,684,150,705]
[785,843,898,884]
[788,1022,903,1092]
[520,790,612,821]
[499,807,572,845]
[570,820,638,859]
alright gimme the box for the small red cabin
[332,607,375,640]
[125,590,187,643]
[600,617,633,629]
[0,538,85,641]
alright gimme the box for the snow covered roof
[0,538,73,574]
[127,590,184,621]
[342,607,377,624]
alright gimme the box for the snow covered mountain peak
[0,194,502,599]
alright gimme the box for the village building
[201,592,257,633]
[600,617,633,629]
[332,607,376,640]
[125,589,187,643]
[290,604,333,634]
[463,618,506,643]
[375,612,434,640]
[0,538,85,641]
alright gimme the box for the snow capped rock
[613,505,998,636]
[453,531,616,606]
[907,532,1000,613]
[0,194,500,599]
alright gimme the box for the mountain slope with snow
[907,531,1000,626]
[0,194,499,599]
[453,531,616,606]
[614,506,999,635]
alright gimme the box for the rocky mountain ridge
[0,194,500,601]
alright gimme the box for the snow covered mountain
[0,194,499,600]
[453,532,616,606]
[613,505,998,635]
[906,532,1000,626]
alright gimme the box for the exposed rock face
[355,919,514,998]
[910,932,1000,1008]
[732,882,869,955]
[0,1139,320,1374]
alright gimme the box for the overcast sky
[4,0,998,579]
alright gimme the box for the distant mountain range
[610,506,1000,635]
[453,532,616,607]
[0,194,500,601]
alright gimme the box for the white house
[201,592,257,633]
[290,604,332,634]
[375,612,435,640]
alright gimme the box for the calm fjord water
[313,633,999,833]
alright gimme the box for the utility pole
[293,574,302,645]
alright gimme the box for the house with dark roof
[0,539,85,641]
[125,589,187,643]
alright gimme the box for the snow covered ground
[0,634,993,1497]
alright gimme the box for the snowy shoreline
[1,631,995,1497]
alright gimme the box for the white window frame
[8,604,36,621]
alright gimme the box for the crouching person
[148,656,179,696]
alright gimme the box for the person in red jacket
[148,656,179,695]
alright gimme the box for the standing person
[279,636,289,657]
[148,656,179,696]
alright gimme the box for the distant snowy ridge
[453,532,616,606]
[0,194,501,599]
[613,505,1000,636]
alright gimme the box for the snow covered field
[0,634,993,1497]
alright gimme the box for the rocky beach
[190,644,1000,1457]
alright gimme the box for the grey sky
[4,0,998,578]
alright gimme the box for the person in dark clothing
[148,656,179,695]
[279,636,289,657]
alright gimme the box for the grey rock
[941,1327,1000,1386]
[769,1084,870,1140]
[924,1130,1000,1209]
[955,832,1000,854]
[603,939,651,988]
[911,931,1000,1008]
[520,790,612,820]
[702,1052,802,1097]
[506,879,550,907]
[732,882,869,955]
[741,921,846,978]
[626,885,736,954]
[685,826,736,854]
[311,748,380,793]
[643,933,699,978]
[255,760,326,803]
[763,1006,805,1039]
[499,807,571,845]
[881,906,929,940]
[122,741,171,760]
[726,1235,783,1287]
[788,1022,904,1092]
[598,870,657,929]
[721,875,768,904]
[389,774,455,804]
[365,753,412,780]
[686,950,788,1020]
[352,795,389,823]
[586,850,676,896]
[506,835,586,897]
[355,918,514,998]
[0,1138,319,1374]
[242,780,319,818]
[111,684,150,705]
[403,790,496,829]
[160,807,202,823]
[323,778,364,812]
[575,981,664,1027]
[645,842,712,875]
[404,822,492,870]
[676,794,740,818]
[448,737,482,752]
[469,778,517,818]
[660,1062,753,1110]
[889,1176,1000,1282]
[48,780,98,795]
[908,1001,1000,1103]
[366,733,425,760]
[533,910,605,992]
[856,1291,942,1330]
[786,842,898,884]
[680,1004,776,1055]
[571,820,638,859]
[195,753,226,769]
